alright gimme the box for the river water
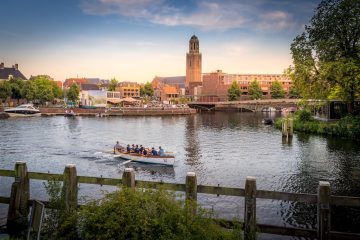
[0,112,359,237]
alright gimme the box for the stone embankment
[40,107,196,116]
[0,112,9,119]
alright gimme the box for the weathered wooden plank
[244,177,256,240]
[122,168,135,189]
[62,164,78,210]
[317,181,331,240]
[257,190,317,203]
[77,176,122,186]
[186,172,197,201]
[197,185,245,197]
[257,224,317,238]
[330,231,360,240]
[135,180,186,192]
[0,196,10,204]
[0,169,15,177]
[28,172,63,181]
[331,196,360,207]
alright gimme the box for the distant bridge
[188,99,300,112]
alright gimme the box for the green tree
[67,83,80,103]
[8,78,24,99]
[288,85,300,99]
[270,80,285,99]
[289,0,360,113]
[21,80,37,101]
[248,80,263,100]
[108,78,118,91]
[140,82,154,97]
[0,81,12,102]
[27,75,62,103]
[227,81,241,101]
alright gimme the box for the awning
[120,97,139,103]
[107,99,122,104]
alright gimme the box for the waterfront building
[152,76,184,102]
[201,70,292,101]
[0,63,27,81]
[115,82,140,98]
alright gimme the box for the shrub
[78,188,241,240]
[297,109,312,122]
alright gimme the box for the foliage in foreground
[42,186,241,240]
[275,110,360,139]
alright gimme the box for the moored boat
[114,150,175,166]
[4,104,41,117]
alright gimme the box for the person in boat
[114,141,122,152]
[134,145,140,154]
[151,147,158,156]
[140,145,144,153]
[131,144,135,152]
[126,144,131,153]
[159,146,165,156]
[143,148,148,156]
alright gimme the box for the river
[0,112,359,238]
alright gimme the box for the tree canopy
[66,83,80,103]
[108,78,118,91]
[140,82,154,97]
[270,80,285,99]
[248,80,263,100]
[0,81,12,102]
[227,81,241,101]
[288,0,360,112]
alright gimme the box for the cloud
[80,0,294,31]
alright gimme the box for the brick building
[115,82,140,98]
[201,70,292,101]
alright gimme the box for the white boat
[4,104,41,117]
[114,150,175,166]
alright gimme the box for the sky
[0,0,320,83]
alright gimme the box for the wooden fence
[1,162,360,240]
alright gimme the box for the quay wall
[39,107,196,116]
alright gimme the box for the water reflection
[184,115,202,165]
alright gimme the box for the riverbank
[39,107,196,116]
[275,114,360,140]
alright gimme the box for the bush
[78,188,241,240]
[297,109,312,122]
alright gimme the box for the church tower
[186,35,202,90]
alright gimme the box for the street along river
[0,112,359,238]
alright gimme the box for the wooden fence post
[244,176,257,240]
[122,168,135,189]
[317,181,331,240]
[185,172,197,201]
[7,162,30,234]
[62,164,78,211]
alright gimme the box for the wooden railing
[1,162,360,240]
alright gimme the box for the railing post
[244,176,257,240]
[122,168,135,189]
[317,181,331,240]
[185,172,197,201]
[7,161,30,234]
[62,164,78,211]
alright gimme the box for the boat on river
[4,104,41,117]
[113,150,175,166]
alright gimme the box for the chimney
[14,63,18,70]
[0,62,4,69]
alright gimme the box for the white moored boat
[114,151,175,166]
[4,104,41,117]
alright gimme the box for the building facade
[115,82,140,98]
[201,70,292,101]
[186,35,202,91]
